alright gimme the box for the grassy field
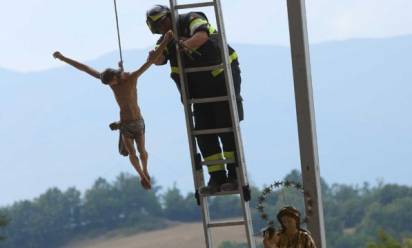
[64,222,260,248]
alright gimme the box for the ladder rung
[207,219,245,228]
[192,128,232,136]
[184,64,223,73]
[190,96,228,104]
[200,190,240,197]
[175,2,214,10]
[202,158,235,165]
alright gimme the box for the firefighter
[146,5,244,194]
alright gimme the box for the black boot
[199,170,226,194]
[220,163,239,191]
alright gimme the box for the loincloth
[110,119,145,156]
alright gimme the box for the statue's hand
[109,122,120,130]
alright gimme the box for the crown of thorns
[256,180,313,227]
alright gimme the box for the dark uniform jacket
[158,12,241,99]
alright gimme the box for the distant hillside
[63,222,250,248]
[1,35,411,205]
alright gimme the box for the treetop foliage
[0,170,411,248]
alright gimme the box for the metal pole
[286,0,327,247]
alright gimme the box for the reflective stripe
[204,153,225,172]
[211,52,238,77]
[189,18,209,35]
[208,25,217,35]
[223,151,235,160]
[170,52,238,76]
[208,164,225,172]
[149,13,166,22]
[189,18,217,36]
[204,153,223,161]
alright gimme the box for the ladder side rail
[212,1,256,247]
[169,1,212,247]
[239,200,257,248]
[286,0,326,247]
[212,0,249,191]
[168,0,200,198]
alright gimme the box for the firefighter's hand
[164,30,174,42]
[178,40,192,55]
[147,50,165,65]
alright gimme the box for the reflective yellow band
[149,13,166,22]
[204,153,223,161]
[189,18,217,36]
[171,52,238,76]
[204,153,225,172]
[208,25,217,35]
[223,151,235,160]
[171,66,179,74]
[189,18,209,35]
[208,164,225,172]
[211,69,223,77]
[211,52,238,77]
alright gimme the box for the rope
[113,0,124,70]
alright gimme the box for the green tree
[361,198,412,239]
[111,173,163,226]
[1,170,412,248]
[163,184,199,221]
[377,185,412,205]
[403,239,412,248]
[1,200,42,247]
[0,213,9,241]
[0,187,82,248]
[82,177,118,230]
[209,195,242,219]
[367,230,403,248]
[33,187,81,246]
[82,175,162,231]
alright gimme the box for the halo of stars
[256,180,312,227]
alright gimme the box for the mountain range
[1,35,411,206]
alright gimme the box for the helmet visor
[147,12,168,34]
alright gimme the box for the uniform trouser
[193,101,243,180]
[191,63,243,181]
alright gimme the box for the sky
[1,0,412,205]
[1,0,412,72]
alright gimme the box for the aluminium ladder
[168,0,256,247]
